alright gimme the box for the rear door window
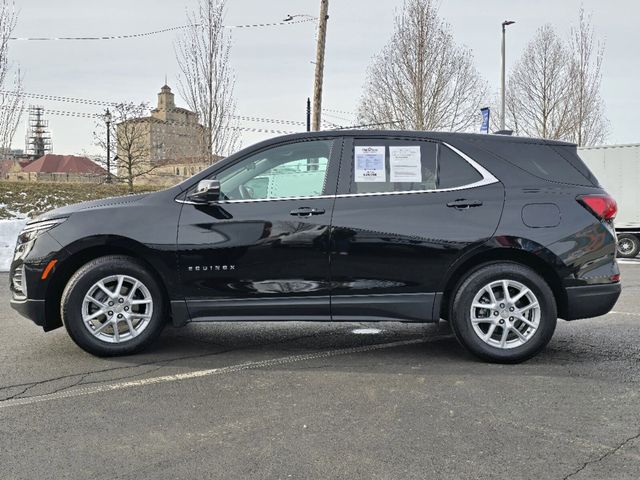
[346,139,486,194]
[349,139,437,194]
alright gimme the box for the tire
[61,255,166,356]
[449,262,557,364]
[616,233,640,259]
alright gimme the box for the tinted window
[215,140,332,200]
[437,144,483,188]
[350,139,437,194]
[488,141,593,186]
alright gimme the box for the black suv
[9,131,621,362]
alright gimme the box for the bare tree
[94,103,164,193]
[505,25,573,140]
[175,0,240,159]
[0,0,23,152]
[566,7,607,146]
[357,0,486,132]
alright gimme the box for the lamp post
[501,20,515,131]
[104,108,112,183]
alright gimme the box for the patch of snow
[0,219,27,272]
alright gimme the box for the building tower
[25,106,52,159]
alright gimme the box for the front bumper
[563,282,621,320]
[10,298,46,328]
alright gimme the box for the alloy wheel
[469,279,541,349]
[81,274,153,344]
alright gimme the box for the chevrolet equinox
[9,131,621,362]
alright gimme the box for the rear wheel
[450,262,557,363]
[616,233,639,259]
[61,255,166,356]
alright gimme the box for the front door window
[215,140,333,201]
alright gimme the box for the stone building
[116,85,210,183]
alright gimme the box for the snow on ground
[0,219,27,272]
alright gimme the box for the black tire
[61,255,166,356]
[449,262,557,364]
[616,234,640,259]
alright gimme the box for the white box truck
[578,144,640,258]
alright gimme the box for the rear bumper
[563,282,621,320]
[10,298,46,328]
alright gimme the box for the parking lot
[0,261,638,479]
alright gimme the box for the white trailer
[578,144,640,258]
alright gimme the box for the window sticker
[355,146,386,182]
[389,146,422,183]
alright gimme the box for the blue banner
[480,107,490,134]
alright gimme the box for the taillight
[578,194,617,221]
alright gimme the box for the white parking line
[618,259,640,265]
[0,338,429,410]
[609,310,640,317]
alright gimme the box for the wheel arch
[439,241,567,320]
[43,236,174,331]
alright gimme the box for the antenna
[25,106,52,158]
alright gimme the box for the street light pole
[501,20,515,131]
[104,108,112,184]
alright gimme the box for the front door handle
[290,207,326,217]
[447,199,483,209]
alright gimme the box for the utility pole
[500,20,515,131]
[312,0,329,131]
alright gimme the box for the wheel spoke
[472,317,493,324]
[520,302,539,314]
[125,317,137,338]
[115,275,125,297]
[499,325,509,347]
[85,309,106,321]
[484,323,497,340]
[485,285,498,304]
[515,313,536,329]
[130,298,151,305]
[511,287,531,304]
[501,280,511,302]
[92,319,113,335]
[97,281,115,298]
[112,320,120,342]
[511,327,527,341]
[126,280,139,301]
[87,297,108,309]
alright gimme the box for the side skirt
[178,293,442,324]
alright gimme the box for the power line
[9,18,316,41]
[323,107,356,116]
[0,104,299,134]
[1,91,308,127]
[1,90,117,106]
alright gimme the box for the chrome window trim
[175,141,499,205]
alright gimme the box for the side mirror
[188,179,221,204]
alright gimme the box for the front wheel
[61,255,166,356]
[449,262,557,363]
[617,233,639,259]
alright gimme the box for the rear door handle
[290,207,326,217]
[447,199,483,209]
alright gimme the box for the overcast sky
[7,0,640,155]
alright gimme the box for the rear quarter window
[488,142,594,186]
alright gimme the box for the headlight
[17,218,67,245]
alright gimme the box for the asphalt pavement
[1,262,639,479]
